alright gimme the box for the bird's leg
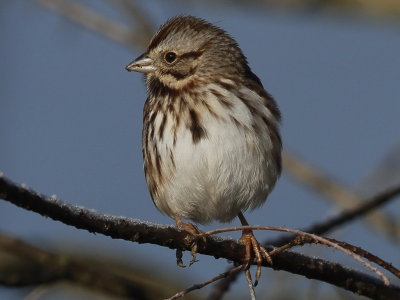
[238,212,272,286]
[174,216,205,266]
[175,216,202,235]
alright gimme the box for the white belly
[147,83,280,224]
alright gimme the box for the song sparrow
[126,15,281,283]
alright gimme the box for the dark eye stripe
[179,51,203,59]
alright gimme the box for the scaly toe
[176,249,186,268]
[175,218,206,266]
[240,230,273,286]
[189,242,200,266]
[259,245,273,265]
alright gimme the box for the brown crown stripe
[148,16,217,51]
[148,19,177,51]
[188,108,207,143]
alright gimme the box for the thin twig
[202,226,392,285]
[325,237,400,279]
[271,184,400,246]
[276,234,400,280]
[164,265,243,300]
[207,266,241,300]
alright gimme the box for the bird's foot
[240,229,273,286]
[176,218,202,236]
[175,217,206,267]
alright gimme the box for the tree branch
[0,174,399,299]
[0,233,155,299]
[283,150,400,241]
[271,183,400,246]
[35,0,138,48]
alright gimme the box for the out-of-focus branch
[359,140,400,196]
[165,265,243,300]
[207,267,241,300]
[283,150,400,241]
[178,0,400,20]
[271,183,400,246]
[1,175,399,299]
[0,234,154,299]
[35,0,139,48]
[110,0,154,48]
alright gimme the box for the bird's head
[126,15,248,91]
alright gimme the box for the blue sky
[1,1,399,299]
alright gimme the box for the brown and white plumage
[126,15,282,285]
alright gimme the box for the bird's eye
[165,52,177,63]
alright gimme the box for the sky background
[1,0,399,299]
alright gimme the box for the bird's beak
[125,53,156,74]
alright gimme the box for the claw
[176,249,186,268]
[189,243,199,266]
[244,268,257,300]
[174,216,205,267]
[238,212,272,286]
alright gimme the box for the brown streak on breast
[158,114,167,141]
[188,108,207,143]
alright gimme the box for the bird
[125,15,282,285]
